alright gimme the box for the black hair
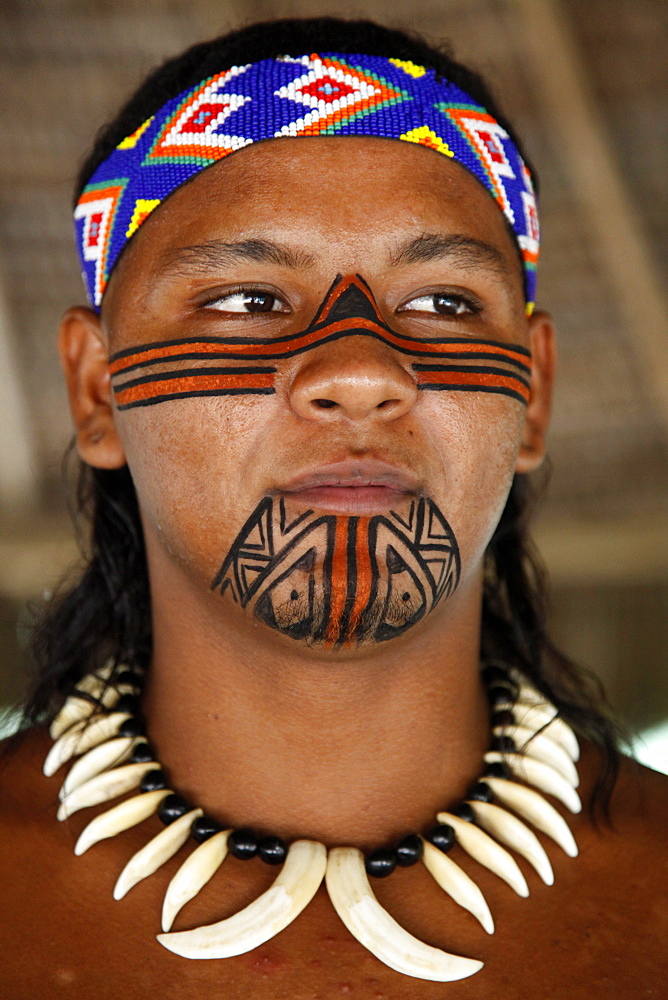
[19,18,623,816]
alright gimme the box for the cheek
[114,396,279,569]
[421,394,526,568]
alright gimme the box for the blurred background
[0,0,666,768]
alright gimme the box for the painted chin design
[211,496,460,646]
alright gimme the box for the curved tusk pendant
[58,761,157,820]
[50,685,129,740]
[44,712,131,777]
[114,808,203,900]
[484,752,582,814]
[158,839,327,959]
[420,839,494,934]
[494,724,579,786]
[467,800,554,886]
[162,829,232,932]
[59,736,139,799]
[484,777,578,857]
[436,811,529,898]
[74,789,171,856]
[512,705,580,761]
[325,847,483,982]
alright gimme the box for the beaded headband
[74,53,540,312]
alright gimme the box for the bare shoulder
[0,727,56,826]
[566,747,668,956]
[595,749,668,843]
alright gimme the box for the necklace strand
[45,662,580,983]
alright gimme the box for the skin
[1,137,666,998]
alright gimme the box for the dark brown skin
[1,137,666,997]
[1,731,666,999]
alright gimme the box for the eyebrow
[389,233,512,278]
[158,238,318,275]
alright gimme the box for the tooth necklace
[45,663,581,983]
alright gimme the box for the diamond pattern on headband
[75,53,540,311]
[146,66,253,165]
[74,180,128,306]
[439,106,517,223]
[273,56,410,136]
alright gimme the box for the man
[1,18,665,998]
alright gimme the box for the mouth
[275,460,421,514]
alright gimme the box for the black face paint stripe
[115,387,275,410]
[109,274,531,407]
[113,365,278,391]
[212,496,460,646]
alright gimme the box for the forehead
[106,136,522,305]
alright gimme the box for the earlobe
[515,310,557,474]
[58,307,126,469]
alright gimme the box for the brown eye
[243,292,279,313]
[398,293,477,317]
[432,294,470,315]
[203,290,289,314]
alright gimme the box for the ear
[58,307,126,469]
[515,310,557,474]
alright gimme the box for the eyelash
[198,286,483,321]
[397,292,483,318]
[199,287,290,315]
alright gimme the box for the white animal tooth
[58,761,157,820]
[158,840,327,959]
[59,736,139,799]
[467,800,554,886]
[493,724,579,786]
[43,712,131,777]
[484,778,578,857]
[421,839,494,934]
[50,685,124,739]
[436,811,529,898]
[325,847,483,982]
[512,704,580,761]
[162,830,231,932]
[114,808,203,900]
[77,662,117,690]
[484,752,582,814]
[74,789,171,856]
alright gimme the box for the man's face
[99,136,536,650]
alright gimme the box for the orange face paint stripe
[345,517,373,641]
[414,368,530,403]
[114,371,275,409]
[323,516,351,646]
[109,330,530,377]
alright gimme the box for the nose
[289,336,419,423]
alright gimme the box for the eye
[202,289,289,314]
[398,293,481,317]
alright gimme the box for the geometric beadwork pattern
[75,53,540,310]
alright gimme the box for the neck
[144,562,490,850]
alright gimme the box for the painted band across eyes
[109,274,531,410]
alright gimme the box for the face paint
[211,496,460,646]
[109,274,531,410]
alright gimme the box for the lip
[275,460,421,513]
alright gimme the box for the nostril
[376,399,399,410]
[313,398,337,409]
